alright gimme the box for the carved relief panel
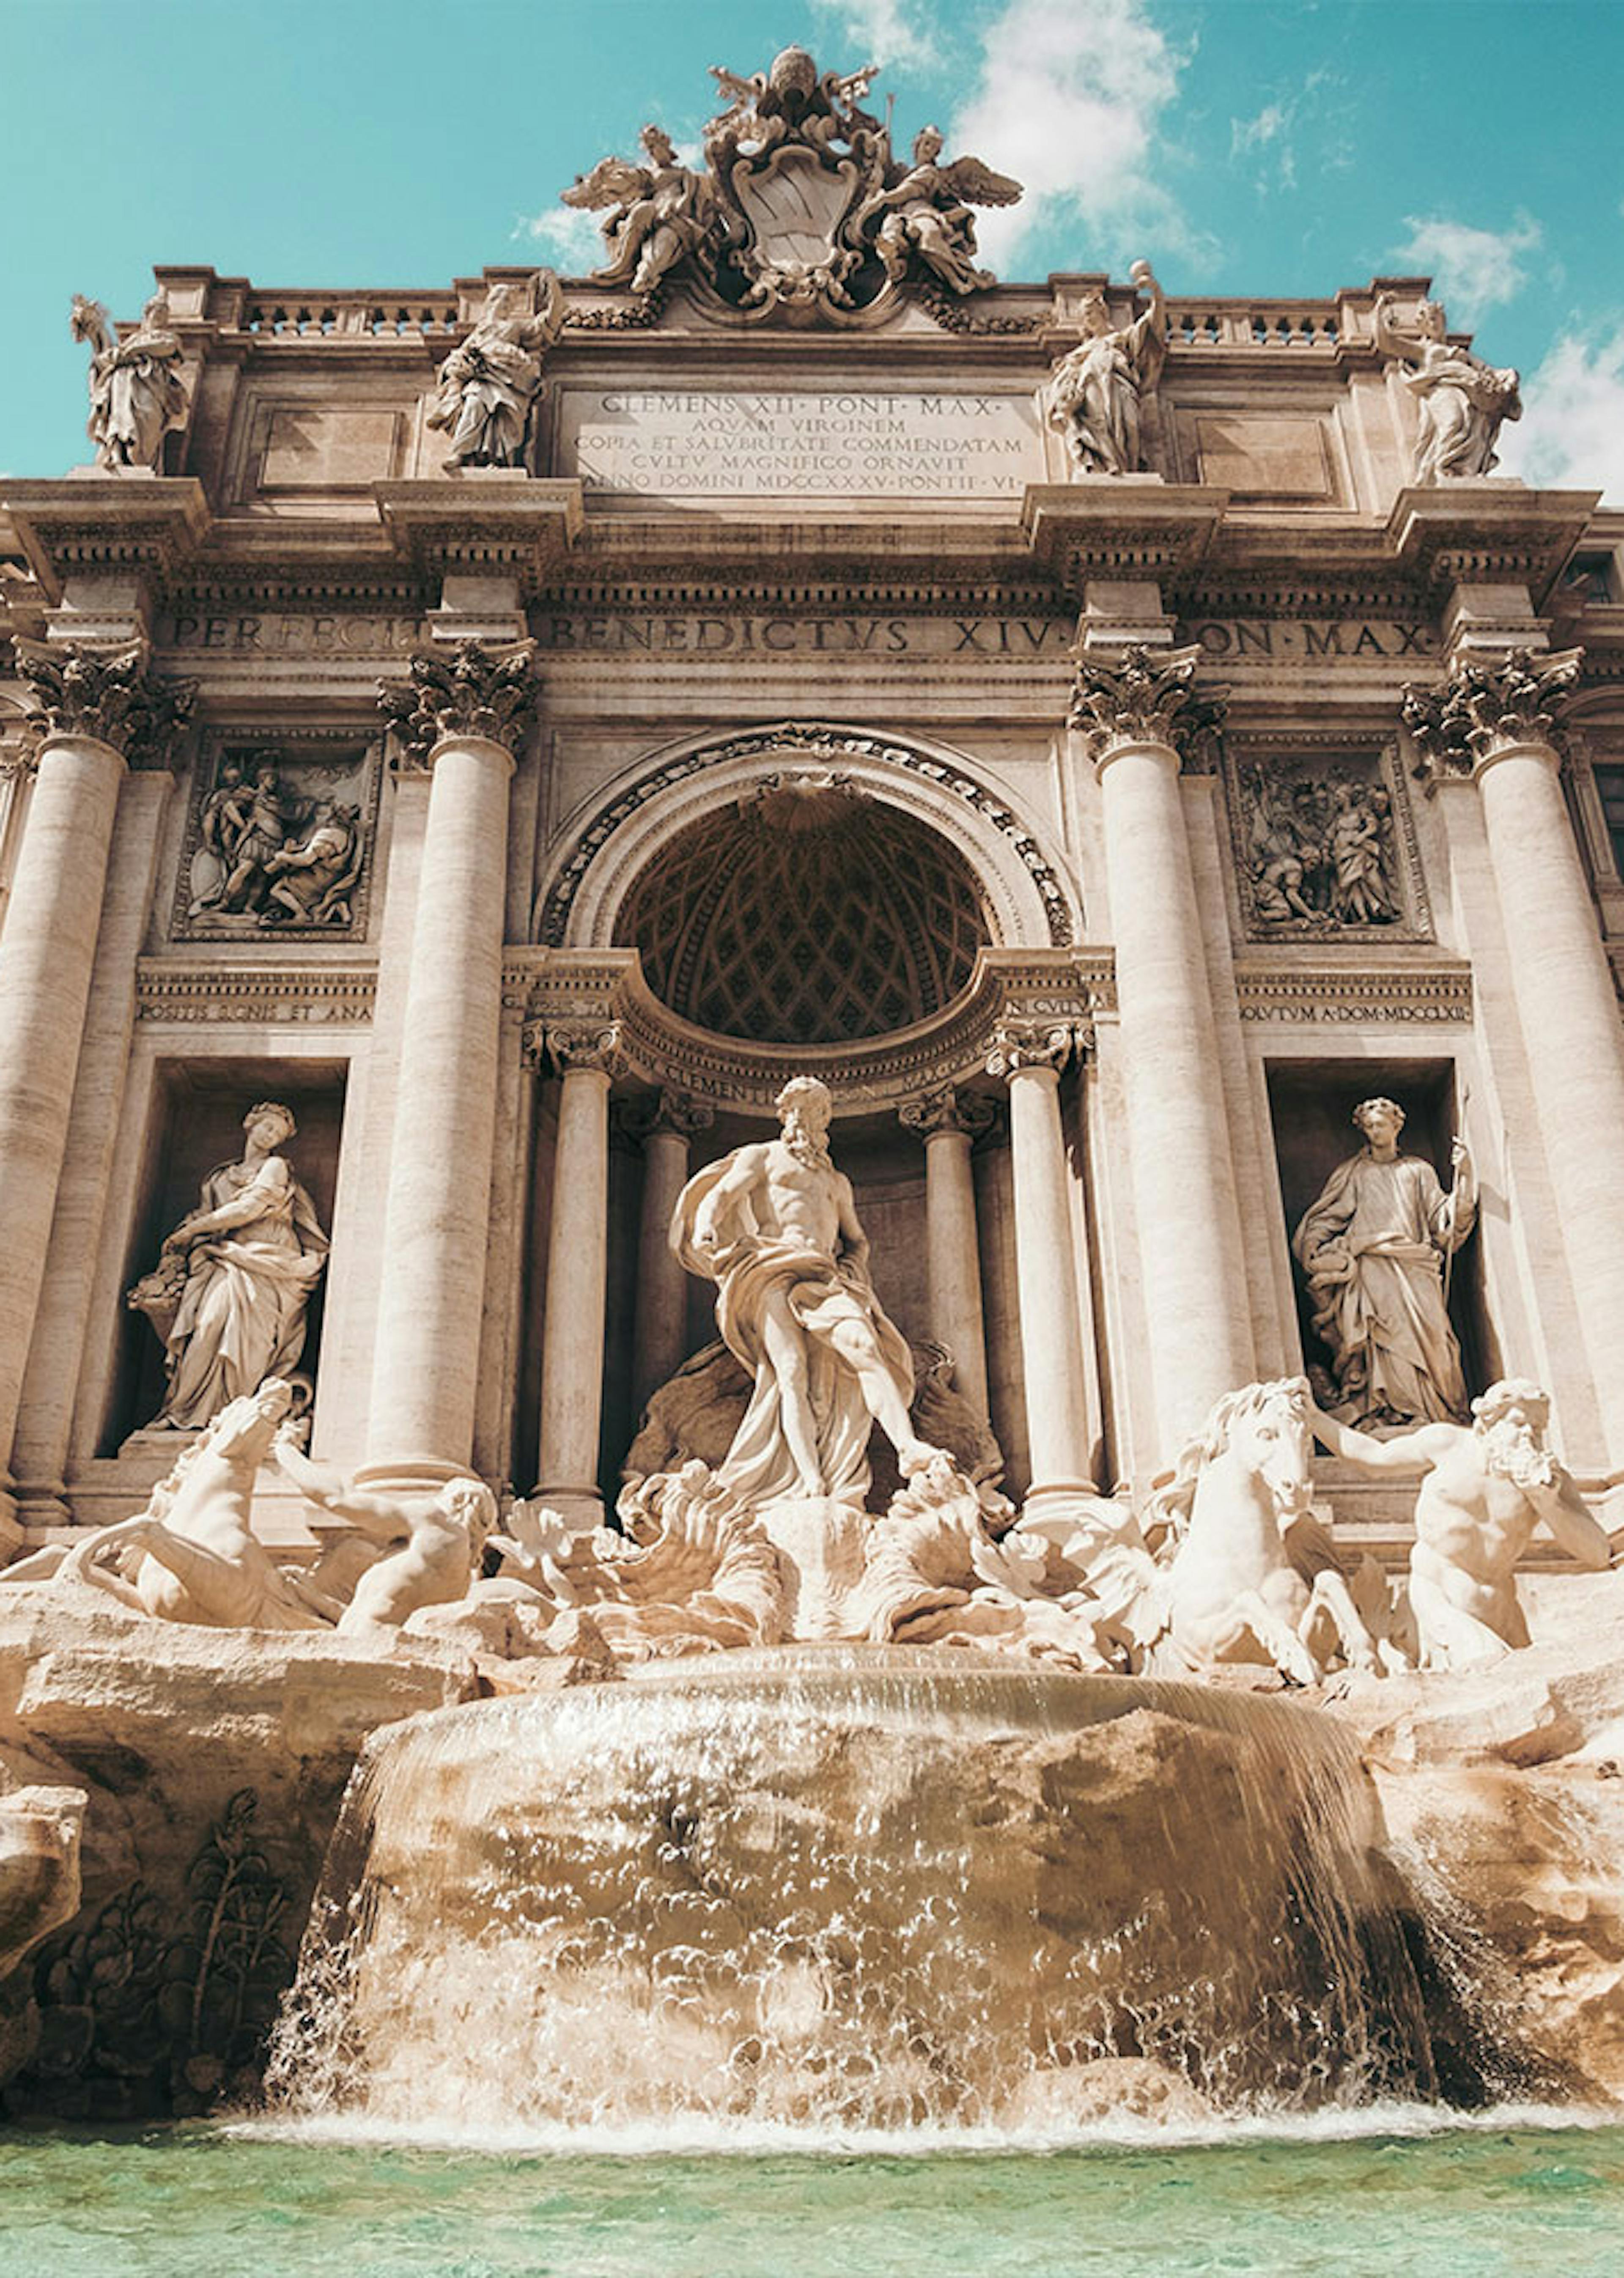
[1225,738,1431,943]
[173,730,380,941]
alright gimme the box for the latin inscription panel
[557,388,1044,498]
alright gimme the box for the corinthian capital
[1403,647,1582,782]
[531,1019,625,1078]
[13,637,196,767]
[378,639,538,767]
[985,1020,1084,1080]
[1068,642,1226,770]
[899,1087,998,1140]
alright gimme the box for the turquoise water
[1,2115,1621,2277]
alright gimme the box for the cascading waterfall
[265,1646,1438,2133]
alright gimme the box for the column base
[1020,1479,1118,1531]
[352,1456,475,1497]
[529,1485,606,1537]
[0,1476,25,1564]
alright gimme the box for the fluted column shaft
[0,734,125,1499]
[364,735,514,1467]
[900,1090,991,1416]
[535,1030,620,1527]
[1478,741,1624,1437]
[989,1030,1095,1512]
[632,1093,712,1415]
[1073,645,1252,1444]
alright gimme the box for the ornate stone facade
[2,41,1623,1590]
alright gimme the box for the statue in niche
[127,1103,329,1432]
[1374,294,1522,483]
[560,126,719,296]
[1240,763,1400,933]
[1292,1097,1476,1427]
[70,291,189,472]
[1309,1381,1615,1670]
[1045,262,1167,476]
[853,125,1023,297]
[671,1076,945,1508]
[426,271,564,472]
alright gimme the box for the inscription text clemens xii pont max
[557,389,1042,497]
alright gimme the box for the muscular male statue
[1310,1380,1614,1670]
[671,1076,942,1508]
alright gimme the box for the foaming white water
[230,2099,1618,2161]
[266,1648,1445,2132]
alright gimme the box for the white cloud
[948,0,1195,270]
[1231,102,1287,157]
[812,0,937,66]
[1497,323,1624,504]
[510,205,606,273]
[1389,214,1542,325]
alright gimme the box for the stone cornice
[1021,483,1227,594]
[516,946,1108,1114]
[134,958,377,1024]
[1385,485,1599,608]
[374,480,582,596]
[12,637,196,767]
[0,479,209,606]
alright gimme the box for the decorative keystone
[1403,646,1582,784]
[378,638,538,767]
[1068,641,1226,770]
[12,637,195,768]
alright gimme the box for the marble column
[0,642,192,1527]
[535,1022,623,1531]
[1071,643,1254,1447]
[899,1087,993,1417]
[631,1090,713,1415]
[1407,648,1624,1447]
[986,1022,1095,1518]
[363,641,536,1482]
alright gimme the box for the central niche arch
[614,779,991,1045]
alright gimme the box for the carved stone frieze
[1232,963,1473,1024]
[898,1088,998,1141]
[1068,643,1226,772]
[1227,740,1431,942]
[174,731,379,941]
[377,640,538,768]
[1404,648,1583,784]
[12,637,195,767]
[535,722,1077,950]
[134,960,377,1025]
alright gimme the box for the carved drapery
[12,637,195,767]
[1068,642,1226,772]
[377,639,538,768]
[1404,648,1583,783]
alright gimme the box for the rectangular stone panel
[259,408,405,491]
[1193,414,1333,501]
[556,387,1044,499]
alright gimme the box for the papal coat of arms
[560,45,1022,322]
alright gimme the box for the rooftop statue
[560,126,719,297]
[558,47,1021,319]
[426,270,564,471]
[70,291,189,472]
[1045,261,1167,475]
[1374,292,1522,483]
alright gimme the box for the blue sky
[5,0,1622,492]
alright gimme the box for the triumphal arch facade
[4,46,1624,1574]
